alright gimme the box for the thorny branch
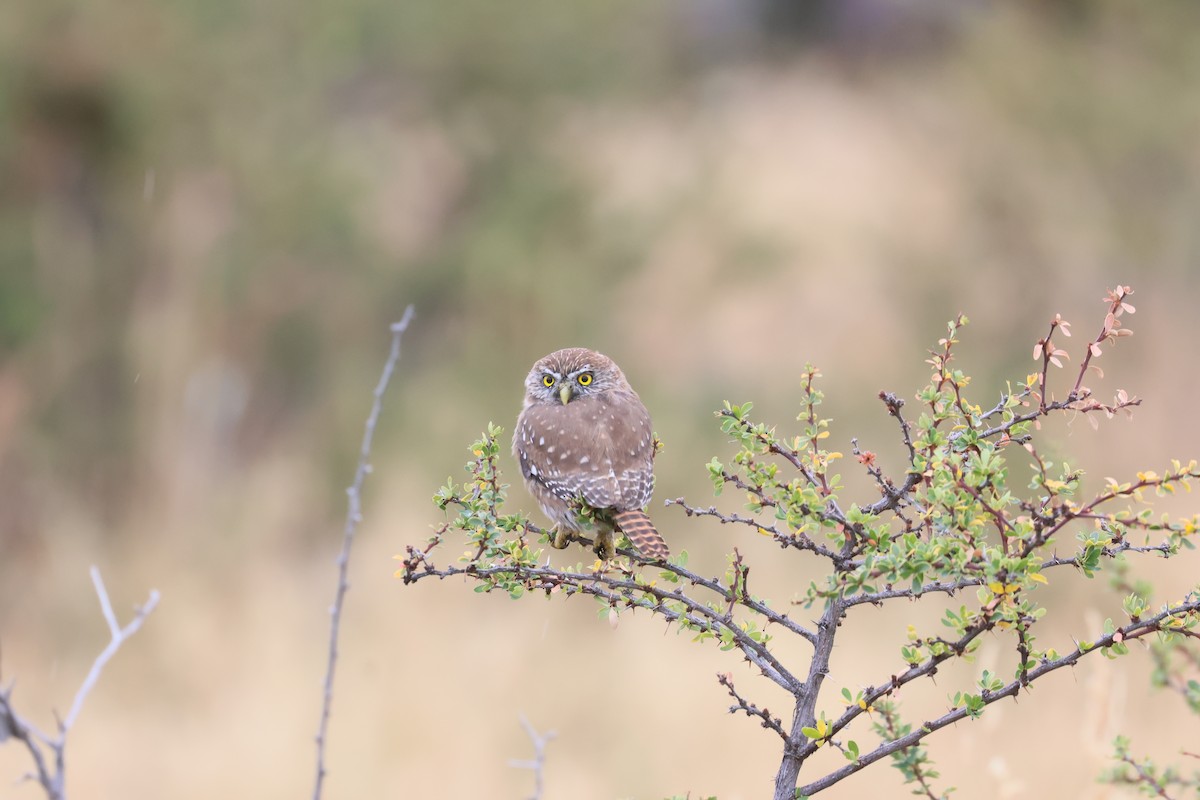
[850,392,923,524]
[665,496,845,572]
[406,285,1200,799]
[797,595,1200,797]
[718,672,788,745]
[403,540,805,692]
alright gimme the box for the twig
[63,568,157,731]
[0,566,159,800]
[313,306,414,800]
[875,702,945,800]
[1114,751,1174,799]
[666,497,843,570]
[508,714,556,800]
[717,672,788,744]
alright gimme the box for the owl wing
[604,394,655,511]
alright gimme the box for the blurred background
[2,0,1200,797]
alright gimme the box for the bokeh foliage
[4,1,1200,546]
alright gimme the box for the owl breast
[513,391,655,523]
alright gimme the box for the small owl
[513,347,669,561]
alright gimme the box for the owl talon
[593,529,616,560]
[550,526,572,549]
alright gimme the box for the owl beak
[559,385,572,405]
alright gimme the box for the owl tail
[613,510,670,561]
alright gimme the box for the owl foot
[549,526,572,549]
[593,529,616,561]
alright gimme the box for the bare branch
[508,714,555,800]
[62,567,160,732]
[0,567,159,800]
[0,687,57,796]
[313,306,414,800]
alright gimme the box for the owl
[513,348,669,561]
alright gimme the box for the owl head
[522,347,629,406]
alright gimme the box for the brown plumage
[612,509,669,561]
[513,348,669,561]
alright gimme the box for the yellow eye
[577,372,593,386]
[542,374,555,388]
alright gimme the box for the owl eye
[542,374,556,388]
[577,372,593,386]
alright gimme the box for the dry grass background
[2,2,1200,798]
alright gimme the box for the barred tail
[613,510,670,561]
